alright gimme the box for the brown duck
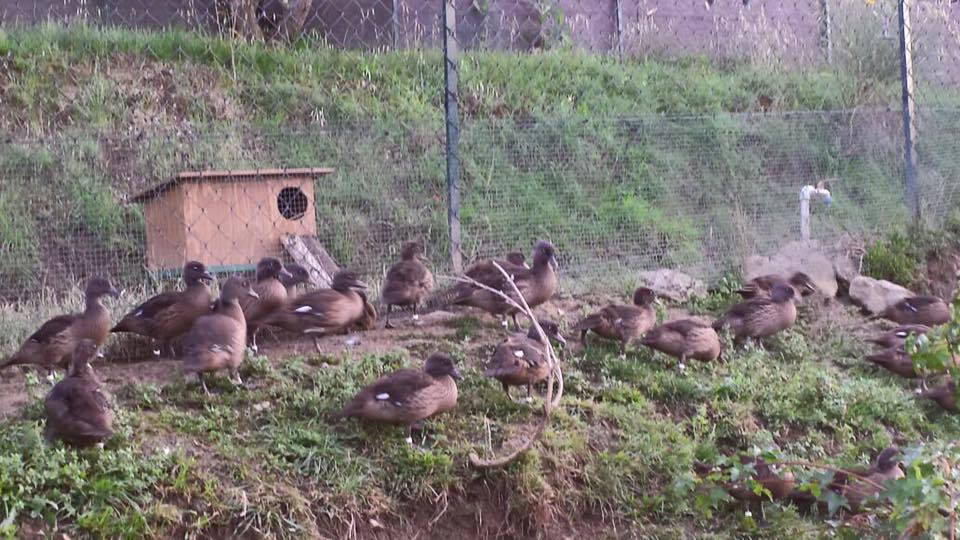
[280,263,312,294]
[484,319,566,401]
[713,284,797,344]
[640,319,722,364]
[737,272,817,299]
[726,456,796,504]
[240,257,293,352]
[263,271,374,351]
[827,446,904,513]
[918,381,957,413]
[381,241,434,328]
[505,251,529,268]
[864,347,916,378]
[182,277,256,394]
[575,287,657,354]
[44,339,113,447]
[111,261,213,357]
[879,296,949,326]
[331,353,462,444]
[2,278,118,377]
[868,324,931,349]
[451,240,559,330]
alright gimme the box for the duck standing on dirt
[331,353,463,445]
[879,296,950,326]
[263,271,375,351]
[182,277,256,394]
[639,318,722,366]
[918,381,957,413]
[864,346,917,378]
[449,240,559,330]
[111,261,213,357]
[484,319,565,401]
[575,287,657,354]
[240,257,293,352]
[381,241,434,329]
[713,284,797,346]
[2,277,119,378]
[44,339,114,447]
[868,324,931,349]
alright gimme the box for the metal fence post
[443,0,463,273]
[614,0,624,60]
[898,0,920,220]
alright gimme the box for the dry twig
[438,261,564,468]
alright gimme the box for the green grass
[3,288,960,537]
[0,23,943,298]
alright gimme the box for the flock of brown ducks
[1,240,956,513]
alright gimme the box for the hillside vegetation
[0,24,920,298]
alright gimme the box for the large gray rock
[848,276,914,315]
[744,240,839,297]
[637,269,707,301]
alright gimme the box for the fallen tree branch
[438,262,564,469]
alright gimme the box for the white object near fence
[799,182,832,241]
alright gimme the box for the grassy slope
[0,24,914,296]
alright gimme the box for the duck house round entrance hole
[278,186,309,220]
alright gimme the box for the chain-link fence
[1,0,959,306]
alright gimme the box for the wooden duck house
[131,168,334,271]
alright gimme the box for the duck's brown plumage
[484,320,565,399]
[451,240,559,330]
[918,382,958,413]
[640,318,721,363]
[44,340,113,447]
[381,242,434,327]
[331,353,462,442]
[240,258,294,349]
[826,447,904,513]
[182,277,253,392]
[868,324,931,349]
[264,271,374,349]
[3,278,118,374]
[726,456,796,504]
[280,263,311,294]
[575,287,656,353]
[111,261,213,355]
[713,284,797,342]
[736,272,817,300]
[505,251,529,268]
[880,296,949,326]
[864,347,916,378]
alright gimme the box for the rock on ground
[743,240,840,297]
[848,276,914,315]
[637,269,707,302]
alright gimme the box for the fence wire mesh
[0,0,958,310]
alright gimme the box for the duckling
[879,296,950,326]
[331,352,462,444]
[263,271,374,351]
[182,277,257,394]
[918,381,957,413]
[2,278,119,377]
[726,456,797,504]
[639,318,721,365]
[381,241,434,328]
[111,261,213,357]
[451,240,559,330]
[280,263,312,294]
[44,339,113,447]
[575,287,657,354]
[864,346,916,378]
[737,272,817,300]
[484,319,565,401]
[240,257,294,352]
[713,284,797,345]
[868,324,931,349]
[828,446,904,513]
